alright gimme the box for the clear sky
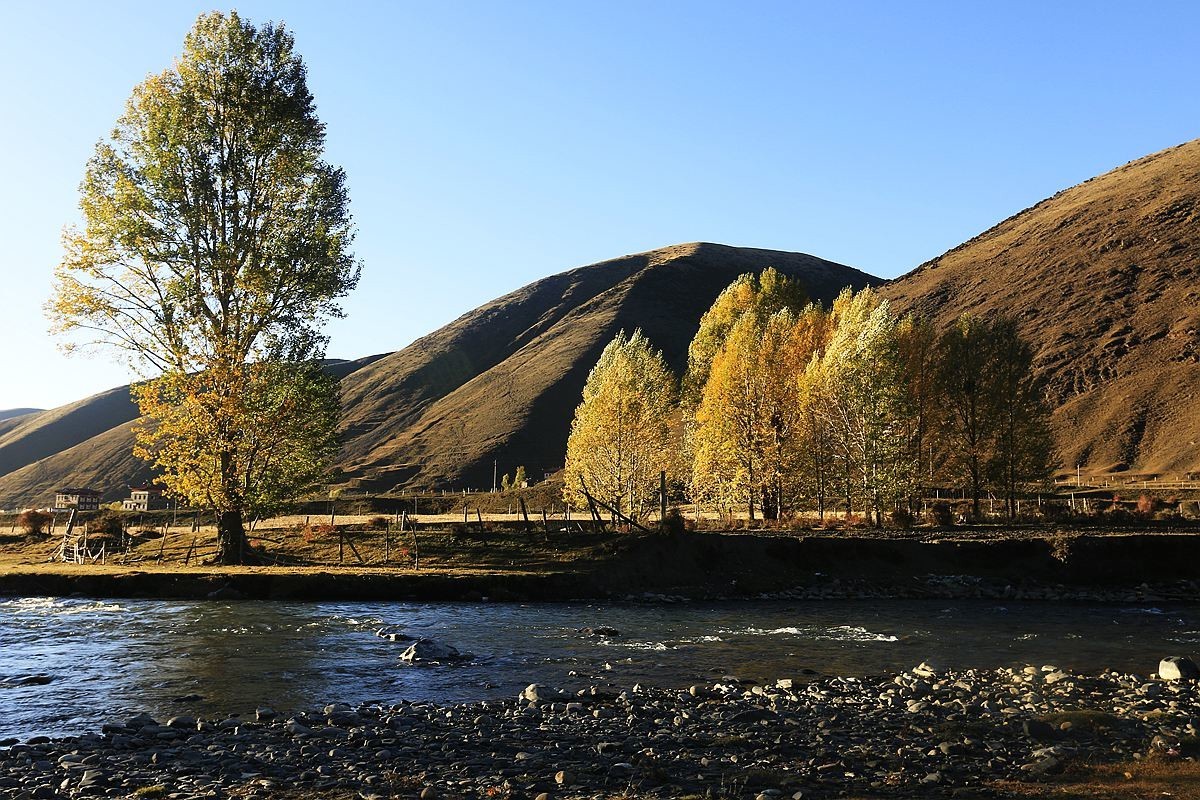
[1,1,1197,410]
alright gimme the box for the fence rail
[1055,479,1200,491]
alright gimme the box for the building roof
[56,487,101,495]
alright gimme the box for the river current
[2,597,1199,740]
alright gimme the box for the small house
[123,486,168,512]
[54,488,101,512]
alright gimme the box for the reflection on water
[1,596,1197,739]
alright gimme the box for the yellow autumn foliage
[562,330,675,520]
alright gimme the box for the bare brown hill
[0,408,41,423]
[883,139,1200,478]
[0,387,138,481]
[335,242,879,491]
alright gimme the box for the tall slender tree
[685,268,807,521]
[937,314,997,520]
[986,318,1055,518]
[50,12,359,563]
[692,313,772,521]
[817,289,912,525]
[894,315,944,501]
[563,330,675,520]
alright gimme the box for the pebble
[2,660,1198,799]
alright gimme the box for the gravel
[2,662,1198,798]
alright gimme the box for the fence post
[659,471,667,527]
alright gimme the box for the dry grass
[0,519,620,578]
[996,757,1200,799]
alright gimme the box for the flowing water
[2,596,1199,740]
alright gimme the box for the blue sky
[1,1,1197,409]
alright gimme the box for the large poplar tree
[50,12,359,563]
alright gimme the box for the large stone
[523,684,568,704]
[729,708,778,724]
[577,626,620,637]
[1022,719,1057,740]
[1158,656,1200,681]
[399,639,464,663]
[912,661,940,678]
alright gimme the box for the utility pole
[493,460,498,493]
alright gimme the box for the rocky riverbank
[3,660,1200,799]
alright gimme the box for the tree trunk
[747,459,756,522]
[216,509,247,565]
[970,459,982,521]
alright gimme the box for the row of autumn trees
[563,269,1055,525]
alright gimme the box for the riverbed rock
[8,663,1200,800]
[375,626,414,642]
[577,626,620,637]
[522,684,569,704]
[399,639,465,662]
[0,675,53,687]
[1158,656,1200,680]
[912,661,940,678]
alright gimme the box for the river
[2,596,1198,740]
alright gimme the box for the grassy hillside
[884,139,1200,478]
[0,408,41,423]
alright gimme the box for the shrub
[928,502,953,527]
[88,510,127,538]
[1041,502,1070,522]
[888,507,915,529]
[367,515,390,530]
[660,507,686,535]
[1136,495,1158,516]
[17,510,53,535]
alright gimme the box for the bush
[88,510,127,538]
[660,507,686,535]
[887,507,915,529]
[1136,495,1159,516]
[17,510,53,535]
[1040,502,1070,522]
[928,502,953,527]
[367,515,390,530]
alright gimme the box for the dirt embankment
[2,528,1199,601]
